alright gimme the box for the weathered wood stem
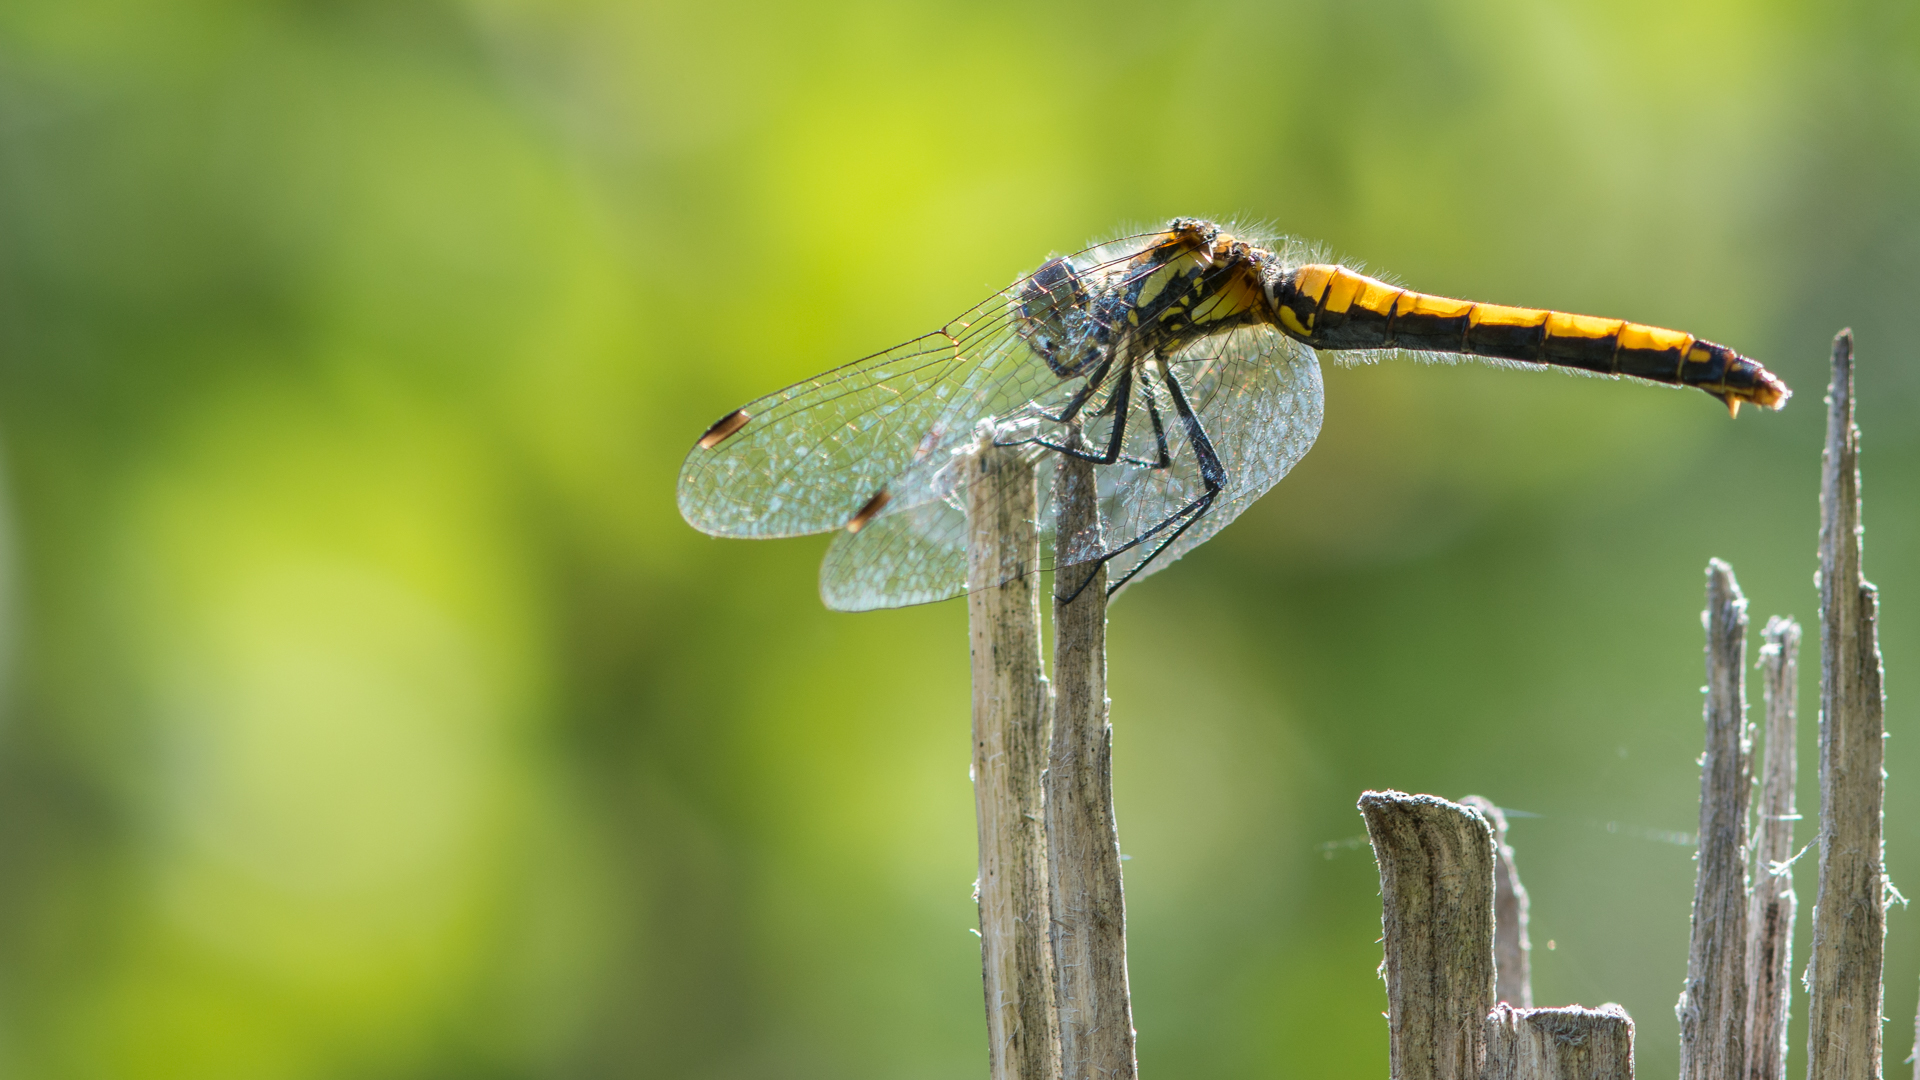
[1746,615,1800,1080]
[966,444,1058,1080]
[1806,328,1888,1080]
[1361,791,1496,1080]
[1679,559,1753,1079]
[1047,450,1136,1080]
[1461,795,1532,1008]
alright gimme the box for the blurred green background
[0,0,1914,1076]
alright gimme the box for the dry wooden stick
[1678,559,1753,1080]
[1461,795,1533,1008]
[1483,1003,1635,1080]
[1746,615,1800,1080]
[1360,791,1496,1080]
[966,444,1057,1080]
[1047,450,1136,1080]
[1805,329,1888,1080]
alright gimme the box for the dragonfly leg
[1056,476,1219,602]
[994,351,1122,458]
[1121,369,1172,469]
[1106,367,1227,593]
[1159,361,1225,487]
[1103,487,1217,596]
[1034,351,1115,426]
[1001,363,1136,466]
[1058,363,1227,601]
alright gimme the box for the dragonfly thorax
[1014,222,1280,379]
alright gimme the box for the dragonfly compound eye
[1016,257,1103,377]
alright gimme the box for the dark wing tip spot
[845,488,891,533]
[697,409,752,449]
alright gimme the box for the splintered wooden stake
[1461,795,1532,1008]
[1361,791,1496,1080]
[1047,449,1136,1080]
[1746,615,1800,1080]
[1806,329,1888,1080]
[966,443,1057,1080]
[1678,560,1753,1080]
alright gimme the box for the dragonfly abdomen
[1268,264,1788,413]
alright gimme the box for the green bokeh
[0,0,1914,1076]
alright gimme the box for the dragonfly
[677,218,1790,611]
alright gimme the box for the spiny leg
[1036,350,1114,426]
[1102,489,1217,596]
[1059,362,1226,602]
[1005,362,1137,466]
[994,349,1117,458]
[1160,360,1225,488]
[1121,366,1172,469]
[1100,362,1226,595]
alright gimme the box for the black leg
[1160,361,1227,489]
[1036,351,1114,426]
[1121,369,1172,469]
[1095,363,1228,597]
[1057,560,1104,604]
[1103,488,1216,595]
[1056,362,1229,603]
[992,347,1115,445]
[1004,363,1136,466]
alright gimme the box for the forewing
[819,495,971,611]
[677,318,985,538]
[676,235,1165,539]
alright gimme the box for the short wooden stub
[1678,560,1753,1080]
[1746,616,1800,1080]
[1361,791,1496,1080]
[1484,1004,1635,1080]
[1047,450,1136,1080]
[966,444,1057,1080]
[1461,795,1533,1008]
[1806,330,1888,1080]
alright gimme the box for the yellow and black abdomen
[1269,264,1789,413]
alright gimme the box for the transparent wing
[817,431,1057,611]
[819,493,971,611]
[676,234,1166,539]
[818,325,1323,610]
[677,316,991,539]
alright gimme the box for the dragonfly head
[1015,257,1104,377]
